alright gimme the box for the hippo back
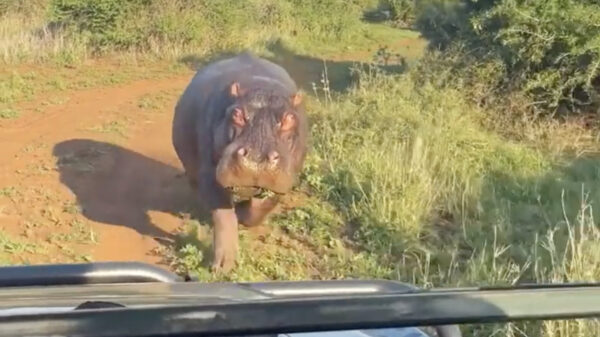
[194,53,296,101]
[174,53,298,134]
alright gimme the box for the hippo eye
[231,107,246,127]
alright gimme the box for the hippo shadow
[52,139,211,252]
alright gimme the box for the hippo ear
[291,92,302,107]
[231,107,246,127]
[229,82,242,97]
[280,113,296,132]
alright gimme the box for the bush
[362,0,417,28]
[48,0,150,50]
[381,0,417,27]
[46,0,367,55]
[416,0,600,115]
[308,64,549,258]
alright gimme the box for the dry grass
[0,10,87,64]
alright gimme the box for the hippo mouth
[226,185,282,202]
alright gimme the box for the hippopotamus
[172,52,309,272]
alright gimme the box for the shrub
[46,0,367,55]
[48,0,151,50]
[382,0,417,27]
[416,0,600,115]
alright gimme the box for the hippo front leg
[211,208,239,272]
[198,171,239,272]
[235,196,280,227]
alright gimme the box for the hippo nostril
[268,151,279,163]
[237,147,248,158]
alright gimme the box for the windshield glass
[0,1,599,336]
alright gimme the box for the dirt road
[0,72,195,266]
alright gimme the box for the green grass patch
[0,186,19,198]
[0,230,44,263]
[49,219,98,245]
[86,119,128,137]
[0,61,187,119]
[137,89,174,112]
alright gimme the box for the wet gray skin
[172,52,309,272]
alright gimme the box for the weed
[40,206,60,225]
[137,95,159,110]
[62,201,81,215]
[311,62,333,105]
[137,90,172,111]
[0,186,18,198]
[0,230,41,258]
[24,161,55,175]
[78,255,93,262]
[49,219,97,245]
[175,244,205,276]
[21,142,47,153]
[0,107,19,119]
[0,72,34,104]
[87,120,128,137]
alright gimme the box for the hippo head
[214,82,308,195]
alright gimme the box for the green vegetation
[378,0,417,27]
[0,107,18,118]
[164,63,600,336]
[0,230,38,254]
[2,0,600,336]
[137,89,176,111]
[366,0,600,116]
[1,0,382,63]
[0,62,185,118]
[415,0,600,116]
[48,219,97,244]
[86,119,129,137]
[47,0,367,50]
